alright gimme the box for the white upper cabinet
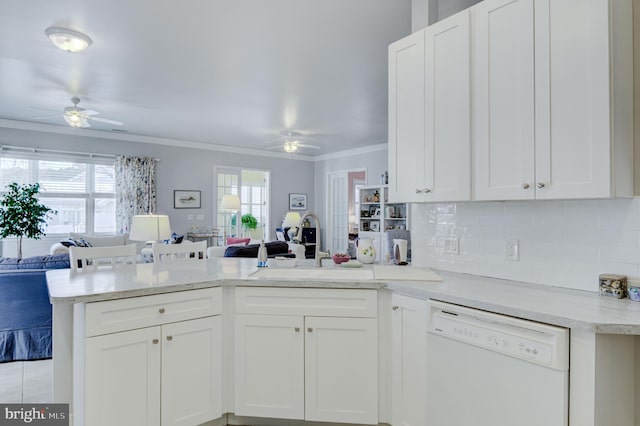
[472,0,536,200]
[389,10,471,203]
[473,0,633,200]
[388,31,426,203]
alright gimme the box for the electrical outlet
[444,237,459,255]
[505,239,519,261]
[187,215,194,221]
[197,214,204,220]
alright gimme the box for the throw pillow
[226,237,250,246]
[60,238,93,248]
[162,232,184,244]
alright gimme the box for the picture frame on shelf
[373,208,381,218]
[174,190,201,209]
[361,221,370,231]
[361,210,370,218]
[369,205,378,216]
[289,193,307,210]
[370,221,380,232]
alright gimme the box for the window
[215,167,269,242]
[0,155,115,235]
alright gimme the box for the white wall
[0,126,314,258]
[411,198,640,292]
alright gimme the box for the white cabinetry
[389,10,471,203]
[473,0,633,200]
[391,295,428,426]
[84,288,222,426]
[234,287,378,425]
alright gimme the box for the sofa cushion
[70,233,127,247]
[0,254,70,271]
[224,241,289,258]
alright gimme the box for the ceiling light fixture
[63,111,88,128]
[283,141,299,153]
[45,27,92,53]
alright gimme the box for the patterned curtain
[115,156,157,234]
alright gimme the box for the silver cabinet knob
[158,308,165,314]
[424,188,431,193]
[392,305,399,311]
[415,189,422,194]
[294,327,300,332]
[166,336,173,341]
[152,339,159,345]
[415,188,432,194]
[522,183,530,189]
[307,327,313,332]
[537,182,545,189]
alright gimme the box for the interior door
[326,171,349,255]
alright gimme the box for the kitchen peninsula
[47,258,640,426]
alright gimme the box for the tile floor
[0,359,52,403]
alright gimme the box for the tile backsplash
[410,198,640,292]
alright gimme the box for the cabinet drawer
[235,287,377,317]
[86,287,221,337]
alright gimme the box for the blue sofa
[0,254,70,363]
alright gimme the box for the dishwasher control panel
[428,300,569,371]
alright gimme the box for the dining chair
[151,241,207,263]
[69,244,138,271]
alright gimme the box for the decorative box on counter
[599,274,627,299]
[628,280,640,302]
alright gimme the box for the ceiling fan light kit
[45,27,92,53]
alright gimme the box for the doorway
[326,169,366,255]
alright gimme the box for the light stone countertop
[387,271,640,334]
[46,258,640,334]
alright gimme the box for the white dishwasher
[426,300,569,426]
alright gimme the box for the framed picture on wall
[289,193,307,210]
[174,190,201,209]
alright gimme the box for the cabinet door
[388,30,426,203]
[391,295,428,426]
[473,0,536,200]
[85,327,161,426]
[423,9,471,201]
[305,316,378,424]
[234,314,304,420]
[533,0,621,199]
[162,316,222,426]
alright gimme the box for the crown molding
[312,142,388,161]
[0,119,316,161]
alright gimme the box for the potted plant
[0,182,56,259]
[241,213,258,231]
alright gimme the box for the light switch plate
[505,239,519,261]
[444,237,459,255]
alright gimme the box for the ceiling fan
[267,132,321,153]
[33,97,124,129]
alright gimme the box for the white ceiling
[0,0,411,156]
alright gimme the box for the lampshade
[220,194,240,210]
[282,211,301,228]
[129,214,171,242]
[45,27,92,53]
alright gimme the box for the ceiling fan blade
[298,144,321,150]
[266,145,284,150]
[83,110,100,116]
[32,113,63,120]
[89,116,123,126]
[30,106,60,113]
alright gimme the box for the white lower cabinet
[234,287,379,425]
[84,288,222,426]
[391,295,428,426]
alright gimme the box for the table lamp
[129,214,172,262]
[282,211,301,241]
